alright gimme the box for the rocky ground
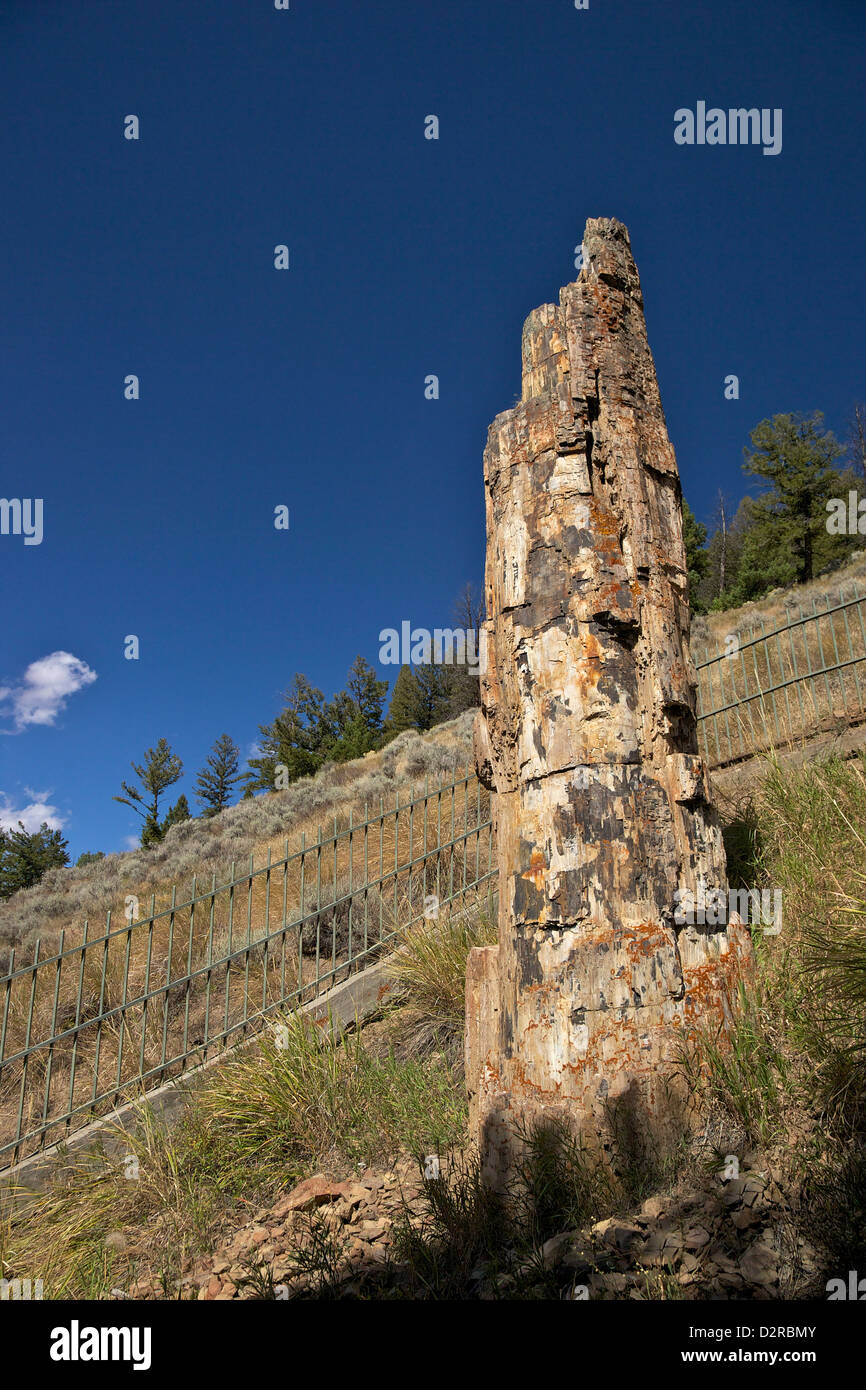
[113,1148,823,1301]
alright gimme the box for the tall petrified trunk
[467,217,751,1186]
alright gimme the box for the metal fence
[696,584,866,769]
[0,770,493,1169]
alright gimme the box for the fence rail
[696,583,866,769]
[0,771,493,1169]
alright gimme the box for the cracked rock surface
[467,218,752,1184]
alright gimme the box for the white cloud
[123,835,140,851]
[0,790,66,834]
[0,651,97,731]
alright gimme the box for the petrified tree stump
[466,217,752,1186]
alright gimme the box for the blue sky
[1,0,864,858]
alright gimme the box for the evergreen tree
[162,794,191,834]
[75,850,105,868]
[845,402,866,481]
[386,664,427,734]
[243,675,326,793]
[194,734,241,816]
[705,496,753,610]
[741,412,850,589]
[345,655,388,734]
[442,582,484,716]
[322,657,389,762]
[416,660,452,728]
[0,822,70,900]
[682,500,709,612]
[114,738,184,848]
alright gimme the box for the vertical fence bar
[280,840,289,1005]
[90,916,111,1112]
[378,797,385,947]
[158,892,176,1080]
[315,826,322,992]
[422,777,429,925]
[839,594,862,714]
[240,845,250,1034]
[347,810,354,968]
[736,637,758,752]
[787,612,807,732]
[114,909,134,1099]
[0,949,14,1085]
[825,594,845,717]
[392,788,399,942]
[182,877,196,1063]
[243,853,254,1034]
[67,920,89,1137]
[223,864,236,1046]
[363,805,370,957]
[812,599,833,721]
[463,773,469,893]
[408,790,415,926]
[139,898,155,1079]
[853,588,866,699]
[298,834,306,998]
[14,940,40,1163]
[40,930,65,1137]
[203,875,216,1058]
[332,816,338,981]
[758,619,781,748]
[262,848,271,1016]
[437,779,443,915]
[711,656,722,766]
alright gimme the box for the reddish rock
[272,1174,350,1217]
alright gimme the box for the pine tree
[194,734,241,817]
[386,665,427,733]
[416,661,451,727]
[323,657,389,762]
[0,822,70,900]
[75,851,105,868]
[742,412,850,588]
[845,403,866,481]
[345,655,388,734]
[682,500,709,612]
[162,794,191,834]
[243,675,326,793]
[443,583,484,716]
[114,738,184,848]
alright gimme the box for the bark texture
[466,217,752,1185]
